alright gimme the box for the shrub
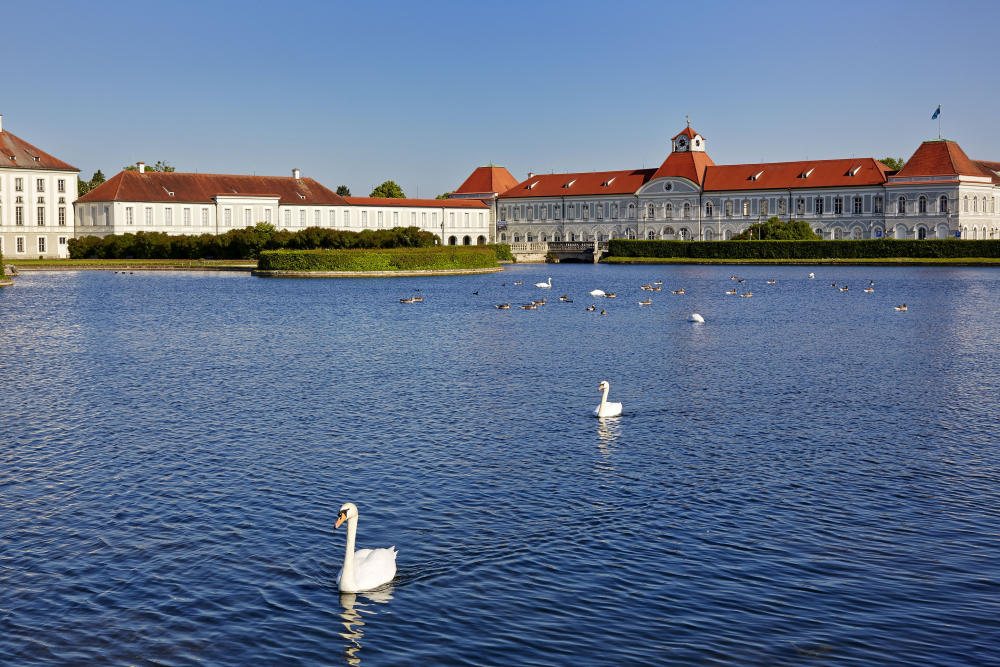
[257,247,498,272]
[607,239,1000,260]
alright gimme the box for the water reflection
[596,417,621,451]
[338,585,394,666]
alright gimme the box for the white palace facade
[0,116,79,259]
[74,165,491,246]
[495,125,1000,243]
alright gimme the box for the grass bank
[603,256,1000,266]
[6,258,255,270]
[257,246,501,273]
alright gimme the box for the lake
[1,264,999,665]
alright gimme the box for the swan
[335,503,397,593]
[595,380,622,418]
[689,313,705,323]
[589,289,605,296]
[809,272,815,279]
[535,277,552,288]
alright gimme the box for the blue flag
[932,105,941,120]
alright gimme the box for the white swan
[589,289,605,296]
[595,380,622,418]
[535,277,552,288]
[335,502,397,593]
[689,313,705,323]
[809,272,815,279]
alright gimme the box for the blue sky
[5,0,998,197]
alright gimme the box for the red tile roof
[974,161,1000,184]
[76,170,348,205]
[702,158,889,191]
[345,196,488,208]
[893,140,992,179]
[651,151,715,185]
[672,126,701,140]
[453,166,519,196]
[0,130,77,171]
[500,168,656,199]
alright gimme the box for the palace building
[495,124,1000,243]
[0,116,79,259]
[75,165,491,245]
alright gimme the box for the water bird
[412,295,423,302]
[730,275,739,281]
[495,303,510,309]
[840,286,849,292]
[535,277,552,288]
[638,298,652,306]
[519,303,537,310]
[640,284,653,291]
[766,279,776,284]
[589,289,605,296]
[563,298,574,303]
[513,280,522,286]
[672,288,685,294]
[689,313,705,323]
[869,280,875,286]
[740,292,754,298]
[472,291,479,295]
[725,288,738,295]
[809,272,815,279]
[604,292,617,298]
[737,279,745,284]
[399,297,416,303]
[531,298,547,307]
[335,503,397,593]
[651,286,662,291]
[831,282,837,287]
[600,309,607,315]
[863,287,874,293]
[558,294,570,301]
[653,280,663,285]
[894,304,907,311]
[595,380,623,418]
[585,305,596,311]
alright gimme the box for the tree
[123,160,175,172]
[336,185,351,197]
[370,180,405,198]
[436,192,452,199]
[880,157,905,171]
[731,217,821,240]
[78,169,106,196]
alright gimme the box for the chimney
[137,161,145,174]
[0,114,3,133]
[292,168,301,179]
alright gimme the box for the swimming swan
[589,289,605,296]
[689,313,705,323]
[595,380,622,418]
[335,503,397,593]
[535,277,552,288]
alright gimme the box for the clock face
[676,137,688,150]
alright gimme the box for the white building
[75,165,491,245]
[0,116,79,259]
[496,124,1000,242]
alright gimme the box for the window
[146,207,153,225]
[566,205,573,219]
[38,237,46,253]
[316,209,323,226]
[345,210,352,227]
[725,201,733,216]
[797,199,805,214]
[744,200,751,216]
[185,208,193,227]
[612,203,619,218]
[420,211,426,227]
[224,208,232,226]
[526,207,534,221]
[594,205,601,220]
[299,210,306,226]
[834,197,843,214]
[361,211,368,227]
[554,207,560,220]
[583,204,590,220]
[853,197,862,214]
[628,203,636,219]
[247,209,254,227]
[815,197,824,215]
[37,206,45,226]
[898,196,906,214]
[705,201,713,216]
[647,230,656,239]
[58,207,66,226]
[939,195,948,213]
[963,196,969,212]
[164,208,172,226]
[58,179,65,193]
[410,211,416,225]
[264,209,271,225]
[16,236,25,253]
[874,196,883,214]
[377,211,385,228]
[513,207,520,221]
[683,202,691,218]
[918,196,927,214]
[447,211,453,228]
[125,206,134,225]
[463,212,469,227]
[36,178,45,192]
[760,199,768,216]
[15,178,23,191]
[59,236,67,245]
[648,203,656,219]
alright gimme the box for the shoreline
[251,266,503,278]
[601,257,1000,266]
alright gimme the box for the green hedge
[258,247,499,271]
[608,239,1000,260]
[486,243,514,262]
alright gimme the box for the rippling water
[2,265,999,665]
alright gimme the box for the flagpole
[938,104,941,139]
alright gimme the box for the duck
[495,302,511,309]
[653,280,663,286]
[894,304,907,311]
[595,380,622,418]
[766,279,776,285]
[585,305,596,311]
[399,297,415,303]
[589,289,605,297]
[472,291,479,295]
[863,287,874,293]
[335,503,397,593]
[725,288,738,295]
[535,277,552,288]
[519,303,537,310]
[640,284,653,291]
[600,309,607,315]
[412,295,423,302]
[672,288,685,294]
[730,275,739,281]
[531,298,547,307]
[740,292,754,298]
[840,286,849,292]
[651,286,662,291]
[831,282,837,287]
[638,298,652,306]
[513,280,522,286]
[558,294,570,301]
[604,292,617,298]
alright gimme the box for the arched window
[918,196,927,213]
[683,202,691,218]
[815,228,824,237]
[918,227,926,240]
[552,233,560,242]
[982,197,987,213]
[500,233,507,242]
[833,227,843,240]
[477,235,486,244]
[648,203,656,219]
[664,226,675,236]
[663,203,671,218]
[463,235,471,245]
[512,234,520,242]
[705,201,713,216]
[973,197,978,213]
[964,196,969,212]
[897,196,906,214]
[612,203,619,218]
[939,195,948,213]
[628,203,636,219]
[448,236,457,245]
[647,230,656,239]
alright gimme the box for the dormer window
[750,170,764,181]
[848,166,862,176]
[162,186,175,196]
[527,181,539,190]
[601,177,616,187]
[563,179,576,188]
[297,193,306,200]
[799,168,814,179]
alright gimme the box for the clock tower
[671,122,706,153]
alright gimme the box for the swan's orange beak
[335,513,346,529]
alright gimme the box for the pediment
[637,178,700,195]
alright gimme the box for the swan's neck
[342,515,358,591]
[599,386,609,412]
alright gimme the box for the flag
[931,105,941,120]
